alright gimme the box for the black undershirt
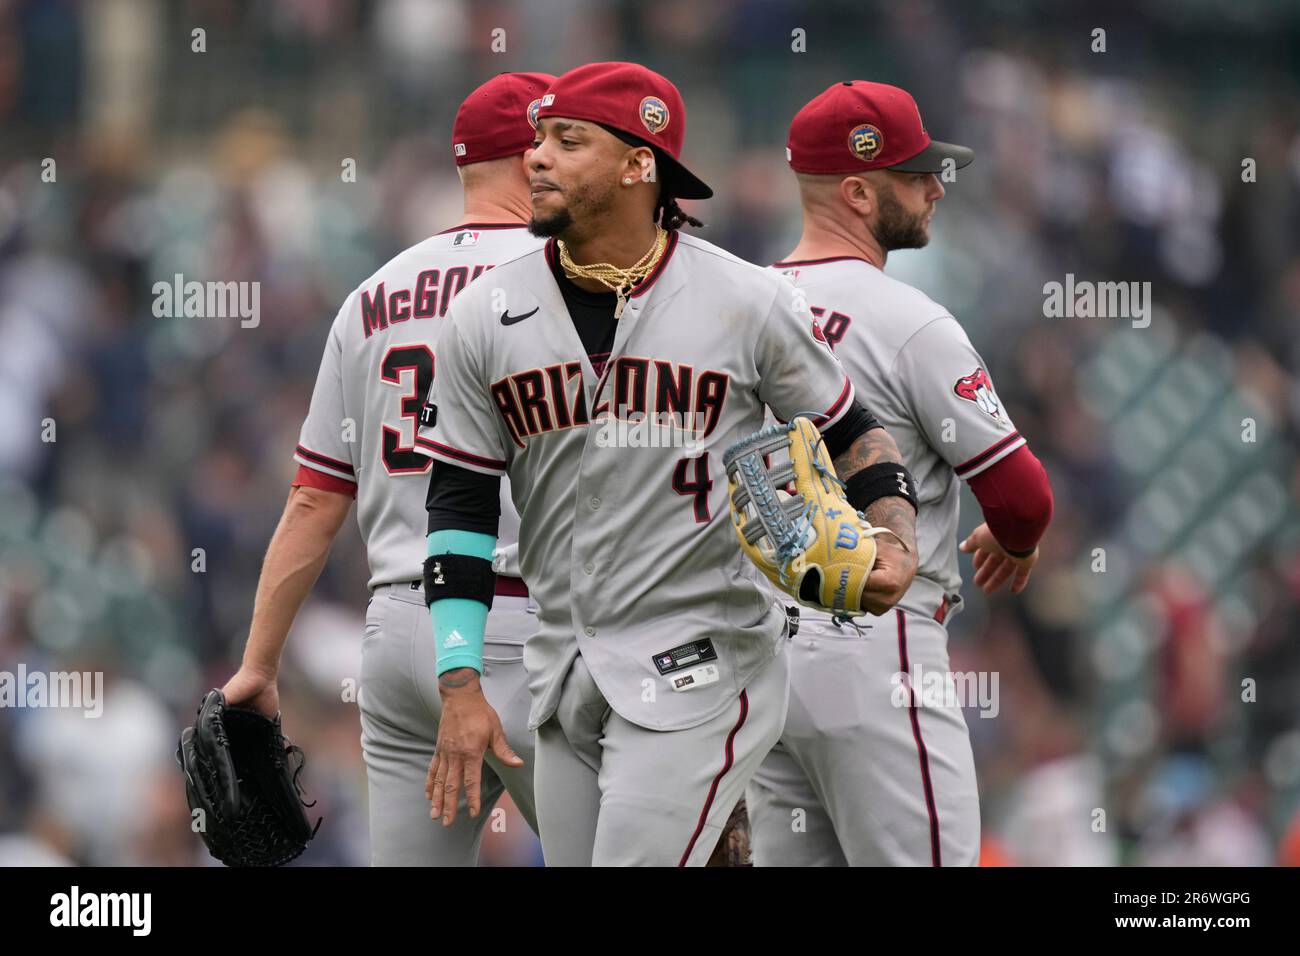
[547,240,620,376]
[426,459,500,536]
[821,403,881,460]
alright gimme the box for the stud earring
[623,177,633,185]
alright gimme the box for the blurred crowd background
[1,0,1298,867]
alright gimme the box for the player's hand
[426,669,523,827]
[862,533,918,614]
[959,523,1038,595]
[221,664,280,718]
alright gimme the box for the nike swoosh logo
[500,307,539,326]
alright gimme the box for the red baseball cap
[787,80,973,176]
[535,61,712,200]
[452,71,556,166]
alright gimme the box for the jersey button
[589,497,601,510]
[583,626,595,636]
[583,562,594,574]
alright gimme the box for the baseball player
[745,81,1055,866]
[412,61,921,866]
[220,71,554,866]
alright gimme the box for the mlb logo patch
[453,143,467,157]
[452,230,480,247]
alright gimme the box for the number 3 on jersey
[380,345,434,474]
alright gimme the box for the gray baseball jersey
[417,231,855,733]
[292,221,543,865]
[745,254,1013,867]
[773,256,1024,623]
[294,223,540,589]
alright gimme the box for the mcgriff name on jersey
[361,264,497,337]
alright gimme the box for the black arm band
[820,400,883,460]
[422,553,496,609]
[845,462,919,514]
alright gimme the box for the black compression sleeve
[820,400,882,460]
[426,460,502,536]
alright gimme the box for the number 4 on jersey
[672,453,714,523]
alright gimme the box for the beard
[872,185,931,251]
[528,206,573,237]
[527,176,618,240]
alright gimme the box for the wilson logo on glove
[723,416,902,620]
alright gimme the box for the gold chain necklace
[558,226,669,319]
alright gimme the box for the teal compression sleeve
[426,529,497,676]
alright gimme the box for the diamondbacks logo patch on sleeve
[953,367,1002,421]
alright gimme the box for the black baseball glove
[177,688,320,867]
